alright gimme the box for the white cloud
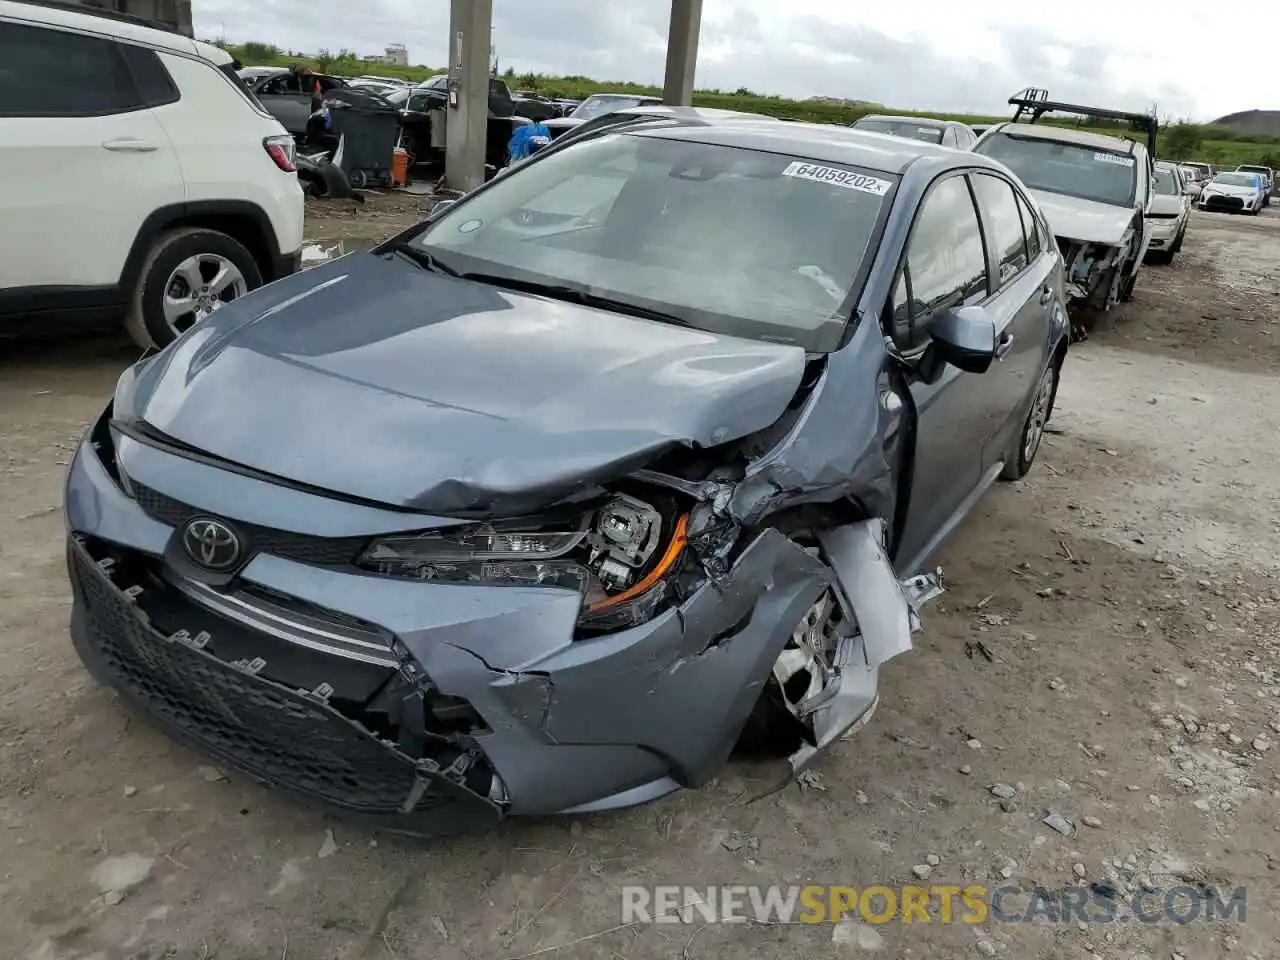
[194,0,1265,121]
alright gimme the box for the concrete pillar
[662,0,703,106]
[444,0,493,194]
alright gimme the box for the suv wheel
[125,228,262,349]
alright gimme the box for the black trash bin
[323,90,402,189]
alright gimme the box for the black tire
[125,228,262,350]
[1000,357,1059,481]
[1169,226,1186,254]
[1118,266,1138,301]
[1146,249,1174,266]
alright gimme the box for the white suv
[0,0,305,348]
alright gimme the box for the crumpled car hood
[1030,190,1135,246]
[129,251,807,514]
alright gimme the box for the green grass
[220,42,1280,169]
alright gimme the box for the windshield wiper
[388,242,462,277]
[459,272,692,327]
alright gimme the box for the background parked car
[238,66,349,138]
[1198,170,1267,214]
[1179,166,1204,200]
[511,91,564,122]
[1236,164,1274,205]
[0,0,304,350]
[541,93,663,139]
[849,114,978,149]
[974,123,1153,315]
[395,74,529,168]
[1181,161,1216,184]
[1145,162,1191,264]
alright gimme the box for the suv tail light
[263,135,296,173]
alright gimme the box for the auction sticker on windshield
[1094,152,1135,166]
[782,162,892,196]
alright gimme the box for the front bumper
[1199,193,1251,212]
[64,414,842,831]
[1146,218,1183,248]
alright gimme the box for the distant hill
[1212,110,1280,137]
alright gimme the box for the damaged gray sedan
[64,116,1069,834]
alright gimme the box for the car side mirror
[928,305,997,375]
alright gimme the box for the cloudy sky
[195,0,1260,122]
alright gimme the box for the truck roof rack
[12,0,184,36]
[1008,87,1158,157]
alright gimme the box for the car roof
[586,92,661,101]
[612,105,775,122]
[0,0,230,61]
[858,114,955,129]
[984,121,1140,154]
[239,66,287,77]
[623,116,1002,175]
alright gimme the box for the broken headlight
[359,521,592,591]
[358,493,690,632]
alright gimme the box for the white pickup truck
[972,90,1158,322]
[975,122,1153,314]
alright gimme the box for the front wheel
[1001,359,1059,481]
[737,586,843,758]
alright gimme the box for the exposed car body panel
[126,254,808,516]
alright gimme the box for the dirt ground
[3,196,1280,960]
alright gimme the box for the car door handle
[995,333,1014,360]
[1038,284,1054,305]
[102,138,158,152]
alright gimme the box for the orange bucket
[392,147,410,187]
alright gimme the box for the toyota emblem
[181,517,243,571]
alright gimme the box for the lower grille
[132,482,368,567]
[1203,196,1244,211]
[70,540,429,815]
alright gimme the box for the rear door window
[970,173,1029,290]
[1014,190,1044,262]
[0,23,140,117]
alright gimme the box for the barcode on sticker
[782,162,891,196]
[1094,152,1134,167]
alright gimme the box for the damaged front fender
[785,518,942,771]
[394,527,830,814]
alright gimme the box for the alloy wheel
[1023,366,1056,464]
[771,589,842,720]
[162,254,248,338]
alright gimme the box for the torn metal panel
[725,319,903,528]
[1059,236,1133,310]
[520,529,830,782]
[818,518,918,668]
[785,518,944,772]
